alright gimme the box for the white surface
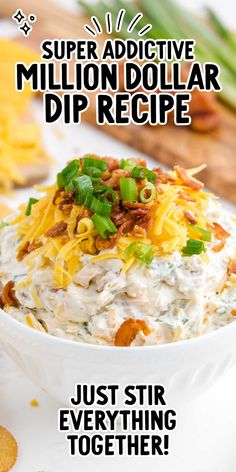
[1,297,236,409]
[0,1,236,471]
[0,351,236,472]
[55,0,236,29]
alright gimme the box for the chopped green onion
[124,242,154,265]
[90,196,112,217]
[131,166,157,183]
[91,214,117,239]
[120,159,136,170]
[57,160,79,189]
[82,157,107,172]
[73,175,93,205]
[73,179,112,216]
[83,167,102,179]
[140,183,156,203]
[120,177,137,202]
[26,197,38,216]
[0,221,9,230]
[189,225,212,242]
[93,185,117,206]
[84,193,94,208]
[182,239,206,256]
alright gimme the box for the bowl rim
[0,307,235,353]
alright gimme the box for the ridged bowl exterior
[0,309,236,405]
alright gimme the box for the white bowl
[0,308,236,406]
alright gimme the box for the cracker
[0,426,18,472]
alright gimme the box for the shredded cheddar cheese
[0,38,39,116]
[0,106,50,191]
[0,39,51,191]
[12,158,212,289]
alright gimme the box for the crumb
[30,399,39,407]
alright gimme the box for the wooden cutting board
[2,0,236,202]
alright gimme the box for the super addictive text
[16,39,221,125]
[58,384,177,456]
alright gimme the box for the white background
[0,1,236,471]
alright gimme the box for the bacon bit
[45,221,67,238]
[212,241,226,253]
[101,170,111,180]
[96,236,115,250]
[17,240,43,261]
[59,202,73,216]
[136,219,150,230]
[227,260,236,276]
[133,158,147,167]
[59,195,74,206]
[174,165,203,191]
[153,167,175,184]
[96,235,117,250]
[184,210,197,225]
[109,191,121,214]
[179,191,197,202]
[231,310,236,317]
[17,242,30,261]
[83,208,93,217]
[129,207,150,217]
[211,222,230,241]
[113,220,135,245]
[96,220,135,250]
[53,188,64,204]
[128,208,151,230]
[29,240,43,252]
[1,281,19,307]
[75,209,92,230]
[103,157,119,172]
[110,211,127,227]
[102,169,131,189]
[122,201,150,209]
[0,296,4,309]
[118,219,135,235]
[114,319,151,347]
[132,225,147,238]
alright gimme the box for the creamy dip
[1,198,236,346]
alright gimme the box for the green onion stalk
[205,7,236,53]
[182,239,206,255]
[78,0,236,110]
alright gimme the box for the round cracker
[0,426,18,472]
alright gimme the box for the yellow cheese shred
[13,162,212,289]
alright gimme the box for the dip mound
[0,155,236,346]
